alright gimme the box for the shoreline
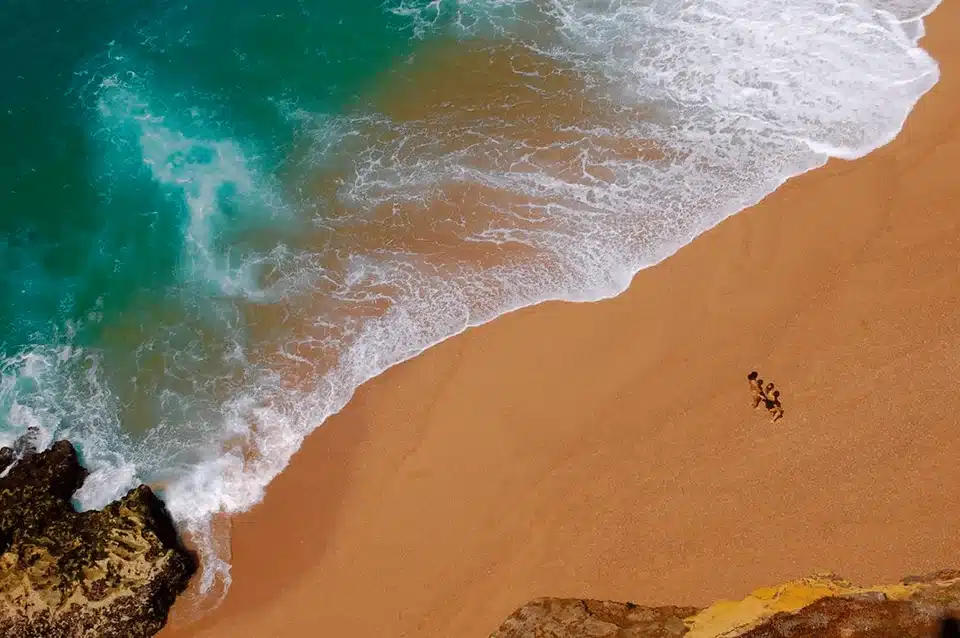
[163,2,960,636]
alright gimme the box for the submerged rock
[0,440,196,638]
[491,572,960,637]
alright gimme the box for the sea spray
[0,0,941,599]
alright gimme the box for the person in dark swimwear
[766,389,784,422]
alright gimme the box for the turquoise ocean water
[0,0,942,595]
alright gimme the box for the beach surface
[164,3,960,636]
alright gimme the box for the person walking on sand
[766,389,784,422]
[747,371,765,408]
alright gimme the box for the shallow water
[0,0,941,595]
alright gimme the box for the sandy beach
[163,3,960,636]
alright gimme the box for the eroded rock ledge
[0,439,196,638]
[491,571,960,637]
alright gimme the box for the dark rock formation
[491,572,960,638]
[490,598,699,637]
[0,446,13,475]
[736,595,941,637]
[0,440,196,638]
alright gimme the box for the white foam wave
[0,342,140,508]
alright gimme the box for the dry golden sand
[164,4,960,636]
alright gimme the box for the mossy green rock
[0,441,196,637]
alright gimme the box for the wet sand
[164,3,960,636]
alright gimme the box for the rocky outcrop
[0,439,196,638]
[491,572,960,637]
[491,598,698,637]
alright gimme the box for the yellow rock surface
[684,573,942,637]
